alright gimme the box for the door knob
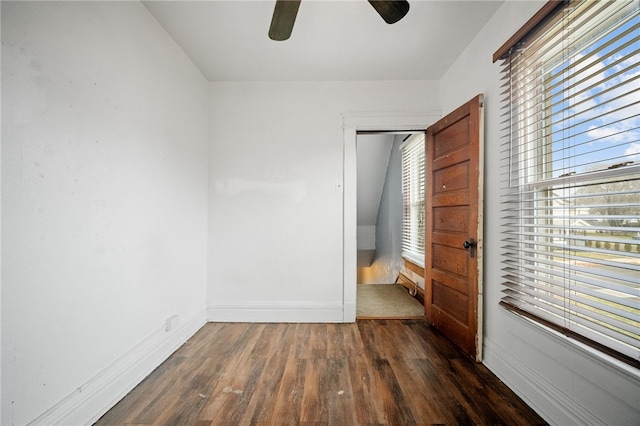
[463,238,476,258]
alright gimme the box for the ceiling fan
[268,0,410,41]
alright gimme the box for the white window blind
[499,0,640,366]
[401,133,426,267]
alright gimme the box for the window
[497,0,640,366]
[401,133,426,267]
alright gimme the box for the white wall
[359,135,404,284]
[357,226,376,250]
[1,2,209,424]
[440,2,640,425]
[355,133,393,271]
[208,81,438,321]
[356,133,394,228]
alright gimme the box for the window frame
[400,133,426,268]
[496,0,640,368]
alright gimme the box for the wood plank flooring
[95,320,547,425]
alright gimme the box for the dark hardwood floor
[95,320,547,425]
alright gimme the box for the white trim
[207,302,344,323]
[343,111,439,129]
[483,335,602,426]
[343,127,358,323]
[484,309,640,426]
[505,308,640,381]
[343,302,356,322]
[29,305,207,426]
[342,111,440,324]
[528,163,640,189]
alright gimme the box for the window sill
[501,304,640,378]
[402,257,424,276]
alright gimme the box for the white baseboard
[483,336,605,426]
[29,304,207,426]
[207,302,344,323]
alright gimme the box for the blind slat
[499,0,640,366]
[401,133,426,266]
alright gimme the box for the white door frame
[342,111,441,322]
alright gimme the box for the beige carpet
[356,284,424,319]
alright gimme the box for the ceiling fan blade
[367,0,410,24]
[269,0,301,41]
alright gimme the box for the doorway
[355,132,424,319]
[342,111,440,322]
[343,96,484,361]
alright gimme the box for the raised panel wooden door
[425,95,484,361]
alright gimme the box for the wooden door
[425,95,484,361]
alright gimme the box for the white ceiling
[142,0,504,82]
